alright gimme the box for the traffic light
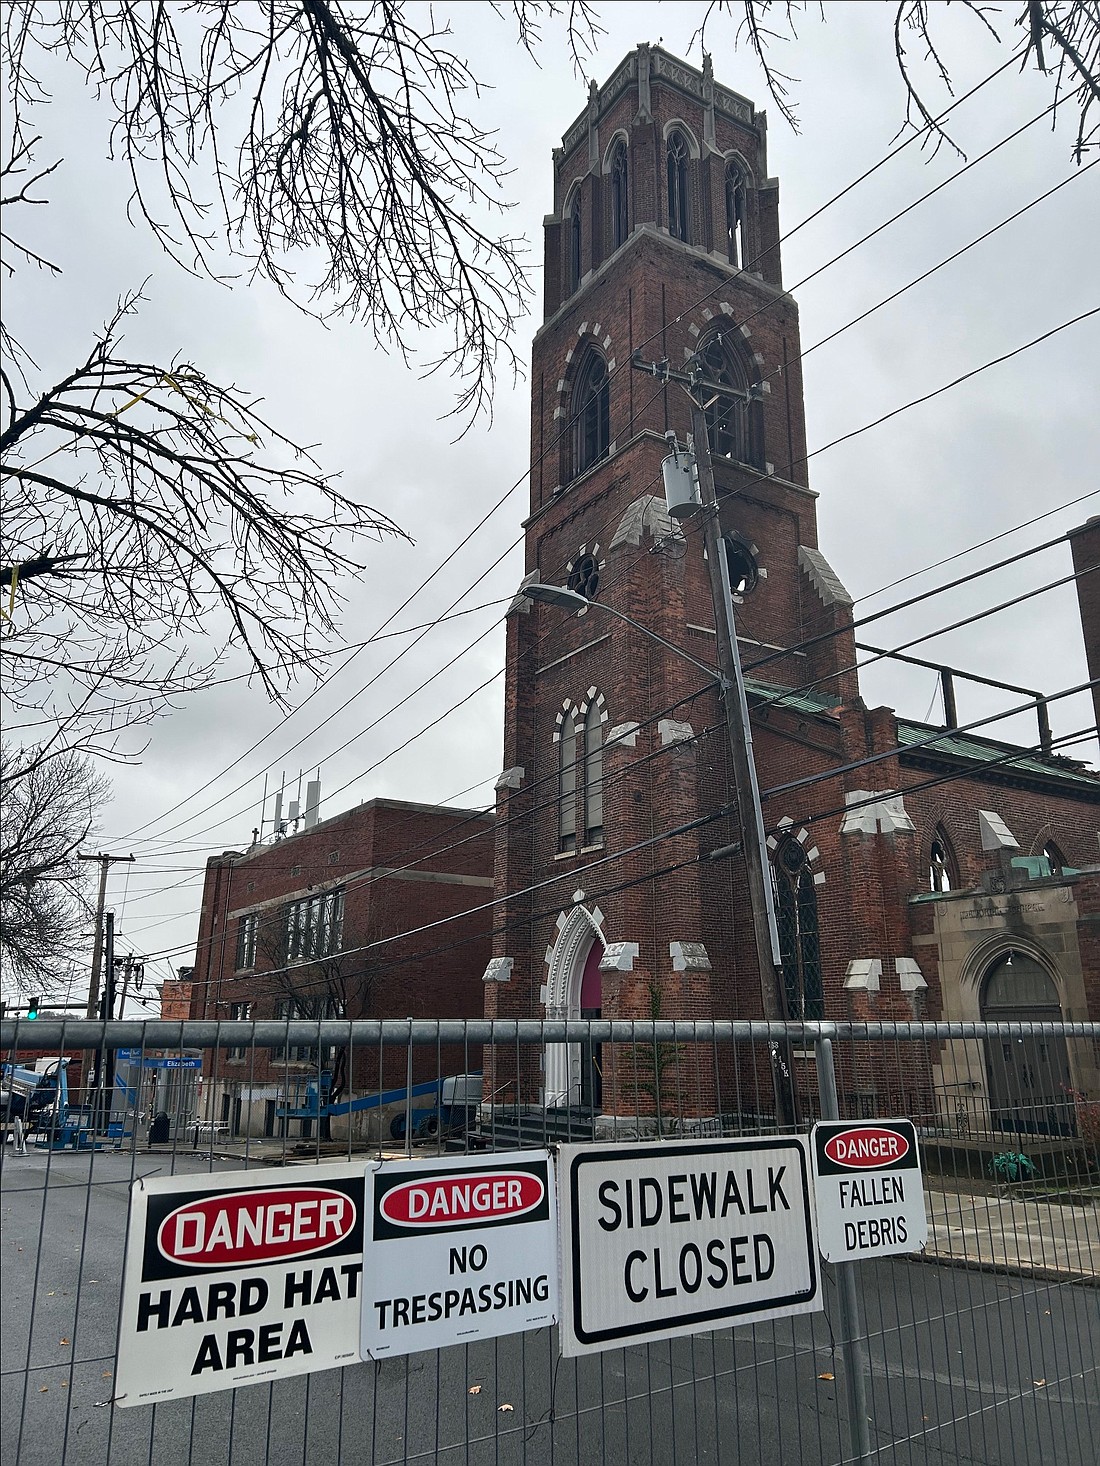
[27,995,41,1020]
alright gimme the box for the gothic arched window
[1042,839,1067,875]
[725,162,746,266]
[698,332,763,468]
[774,838,824,1021]
[610,141,629,249]
[583,701,604,845]
[557,697,605,852]
[568,190,583,292]
[572,350,609,478]
[929,826,958,892]
[558,708,578,852]
[667,130,690,242]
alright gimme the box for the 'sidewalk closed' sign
[558,1136,821,1356]
[361,1151,558,1358]
[115,1162,365,1407]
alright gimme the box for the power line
[107,58,1027,849]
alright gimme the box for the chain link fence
[2,1017,1098,1465]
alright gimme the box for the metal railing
[2,1017,1097,1466]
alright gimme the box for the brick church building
[482,45,1100,1132]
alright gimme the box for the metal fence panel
[2,1019,1097,1465]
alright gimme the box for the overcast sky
[5,2,1097,1009]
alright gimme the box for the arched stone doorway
[981,951,1073,1136]
[543,905,604,1109]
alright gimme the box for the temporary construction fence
[1,1016,1097,1466]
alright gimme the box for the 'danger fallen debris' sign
[558,1137,820,1356]
[811,1120,928,1262]
[361,1151,558,1358]
[115,1162,364,1406]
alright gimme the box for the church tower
[485,46,861,1117]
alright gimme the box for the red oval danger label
[824,1128,909,1168]
[157,1187,356,1267]
[380,1171,543,1228]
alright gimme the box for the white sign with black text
[115,1162,365,1406]
[558,1136,821,1356]
[811,1120,928,1262]
[360,1151,558,1358]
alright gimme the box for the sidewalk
[924,1186,1100,1282]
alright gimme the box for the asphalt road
[2,1144,1097,1466]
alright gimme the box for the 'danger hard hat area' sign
[811,1120,928,1262]
[361,1151,558,1358]
[558,1136,821,1356]
[115,1162,365,1406]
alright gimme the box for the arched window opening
[666,130,690,242]
[610,142,629,249]
[557,698,605,852]
[724,534,759,596]
[929,828,958,892]
[1042,839,1067,875]
[699,333,763,468]
[572,351,609,478]
[583,702,604,846]
[558,709,577,852]
[567,553,600,600]
[568,191,582,292]
[725,162,746,266]
[774,839,824,1021]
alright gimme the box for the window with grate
[667,130,690,242]
[572,351,609,478]
[228,1001,252,1060]
[725,162,746,266]
[699,332,763,468]
[285,887,344,962]
[235,912,258,970]
[272,997,340,1063]
[610,141,629,249]
[774,839,824,1020]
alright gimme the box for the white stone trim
[670,941,712,973]
[482,957,514,984]
[844,959,882,992]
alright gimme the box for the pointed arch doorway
[543,906,604,1110]
[981,951,1073,1136]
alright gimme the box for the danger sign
[115,1162,365,1406]
[558,1136,821,1357]
[361,1151,558,1358]
[811,1120,928,1262]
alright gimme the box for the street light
[522,582,726,686]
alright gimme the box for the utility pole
[78,852,135,1020]
[633,353,797,1126]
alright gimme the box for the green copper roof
[895,720,1098,789]
[745,679,840,716]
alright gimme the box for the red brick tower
[484,46,861,1120]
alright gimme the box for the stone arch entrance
[980,950,1073,1136]
[543,905,604,1109]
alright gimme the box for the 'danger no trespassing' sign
[811,1120,928,1263]
[361,1151,558,1358]
[115,1162,365,1406]
[558,1137,821,1356]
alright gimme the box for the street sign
[115,1161,365,1406]
[361,1151,558,1359]
[811,1119,927,1263]
[558,1136,820,1357]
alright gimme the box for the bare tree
[0,742,110,995]
[2,290,406,748]
[698,2,1099,163]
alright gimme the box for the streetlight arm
[523,583,727,687]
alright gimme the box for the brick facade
[187,798,493,1136]
[487,46,1100,1127]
